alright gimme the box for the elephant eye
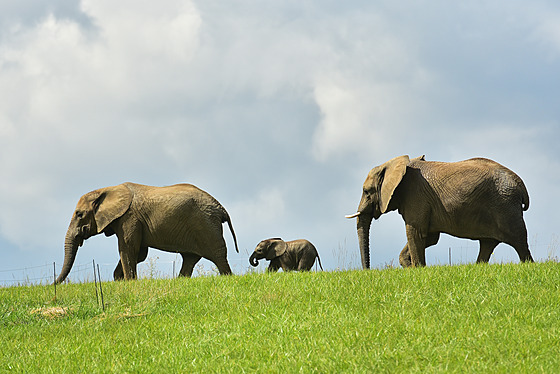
[75,211,84,219]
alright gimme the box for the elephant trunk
[357,214,373,269]
[249,252,259,267]
[55,228,80,284]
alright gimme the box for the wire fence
[1,235,557,288]
[0,255,258,288]
[0,259,182,288]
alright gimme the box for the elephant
[249,238,324,272]
[55,182,239,283]
[346,155,534,268]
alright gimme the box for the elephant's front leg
[267,259,281,272]
[114,246,148,280]
[405,224,427,267]
[399,243,412,268]
[116,223,143,280]
[399,232,440,268]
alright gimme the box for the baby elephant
[249,238,323,272]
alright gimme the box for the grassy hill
[1,262,559,372]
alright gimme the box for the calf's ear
[266,239,287,260]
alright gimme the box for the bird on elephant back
[346,155,534,268]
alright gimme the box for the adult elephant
[56,182,239,283]
[346,155,533,268]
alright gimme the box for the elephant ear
[92,184,133,233]
[380,155,410,214]
[266,239,287,260]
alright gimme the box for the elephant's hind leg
[298,251,317,271]
[511,239,534,263]
[212,254,233,275]
[502,217,534,262]
[179,253,202,277]
[214,258,233,275]
[477,239,499,263]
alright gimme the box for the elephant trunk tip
[249,253,259,267]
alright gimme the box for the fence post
[97,264,105,312]
[53,262,56,301]
[93,260,99,306]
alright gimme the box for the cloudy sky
[1,0,559,284]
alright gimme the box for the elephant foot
[399,246,412,268]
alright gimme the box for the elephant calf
[249,238,323,272]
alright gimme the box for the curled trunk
[55,230,79,284]
[357,214,373,269]
[249,252,259,267]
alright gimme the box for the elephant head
[346,155,410,269]
[249,238,287,267]
[56,184,132,284]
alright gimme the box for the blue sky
[1,0,559,284]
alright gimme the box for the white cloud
[535,13,560,57]
[1,1,559,277]
[0,1,202,248]
[230,189,286,237]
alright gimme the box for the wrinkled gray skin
[249,238,323,272]
[56,183,239,283]
[346,155,534,268]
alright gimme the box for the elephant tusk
[345,212,361,219]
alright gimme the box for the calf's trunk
[249,252,259,267]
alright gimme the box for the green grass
[1,262,559,373]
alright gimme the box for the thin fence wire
[1,238,556,287]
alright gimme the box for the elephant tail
[223,211,239,253]
[316,253,324,271]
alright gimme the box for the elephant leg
[113,262,124,280]
[194,228,234,275]
[267,258,281,272]
[511,241,533,262]
[119,251,137,279]
[510,222,533,262]
[117,235,143,280]
[399,244,412,268]
[477,239,499,263]
[500,215,533,262]
[515,243,534,262]
[179,253,202,277]
[137,245,148,263]
[298,251,316,271]
[405,224,427,267]
[212,255,233,275]
[113,246,147,280]
[399,232,439,268]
